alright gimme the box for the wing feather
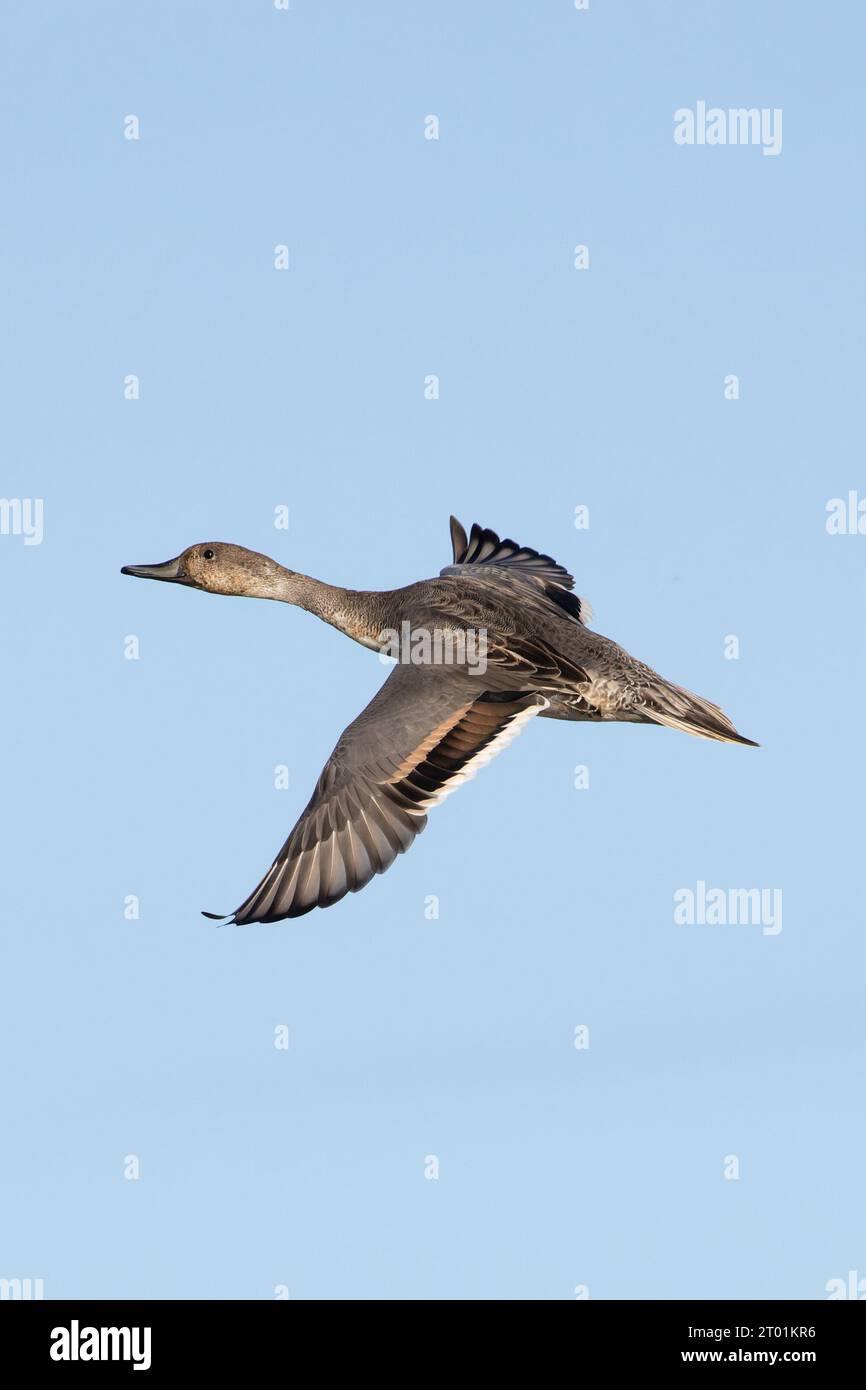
[205,666,546,925]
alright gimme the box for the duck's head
[121,542,290,598]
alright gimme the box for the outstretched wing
[205,665,547,924]
[443,516,592,625]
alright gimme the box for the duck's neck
[275,570,399,651]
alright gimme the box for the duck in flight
[122,516,757,923]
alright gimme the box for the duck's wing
[204,665,547,925]
[443,516,592,625]
[445,516,574,587]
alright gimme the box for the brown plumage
[121,516,757,923]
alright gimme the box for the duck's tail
[641,681,759,747]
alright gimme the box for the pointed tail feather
[642,684,759,746]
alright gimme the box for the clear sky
[1,1,864,1300]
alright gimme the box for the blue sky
[1,1,864,1299]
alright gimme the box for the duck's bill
[121,555,192,584]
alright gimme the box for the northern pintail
[122,516,756,922]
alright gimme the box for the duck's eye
[203,549,215,560]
